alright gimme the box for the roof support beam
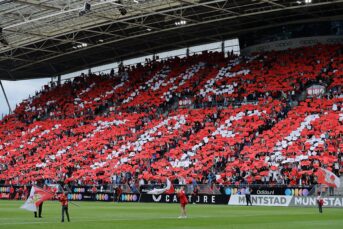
[0,80,12,114]
[11,0,343,71]
[178,0,240,15]
[262,0,286,9]
[0,55,32,62]
[13,0,61,11]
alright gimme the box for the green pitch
[0,200,342,229]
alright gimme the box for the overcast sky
[0,78,51,119]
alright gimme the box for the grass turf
[0,200,342,229]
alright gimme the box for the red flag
[316,168,341,188]
[21,186,54,212]
[34,186,54,206]
[165,182,175,194]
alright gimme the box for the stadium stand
[0,44,342,189]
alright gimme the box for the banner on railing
[2,185,342,207]
[228,195,292,206]
[228,195,343,208]
[307,85,325,97]
[224,186,311,196]
[140,194,228,204]
[291,196,343,208]
[0,193,9,199]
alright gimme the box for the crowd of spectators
[0,44,342,190]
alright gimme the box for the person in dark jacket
[57,191,70,222]
[192,185,199,204]
[245,187,252,206]
[115,186,122,203]
[34,202,43,218]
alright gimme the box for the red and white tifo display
[0,44,342,187]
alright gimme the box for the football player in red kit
[177,186,188,218]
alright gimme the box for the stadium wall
[2,185,343,207]
[228,195,343,208]
[241,35,343,55]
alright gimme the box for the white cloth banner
[228,195,292,207]
[20,186,37,212]
[147,179,171,195]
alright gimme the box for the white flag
[317,168,341,188]
[20,186,37,212]
[20,186,53,212]
[147,179,171,195]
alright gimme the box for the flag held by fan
[20,186,54,212]
[316,168,341,188]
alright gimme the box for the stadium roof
[0,0,343,80]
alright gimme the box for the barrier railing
[2,184,343,207]
[0,183,315,196]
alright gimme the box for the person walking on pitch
[57,191,70,222]
[245,187,252,206]
[34,202,43,218]
[317,192,324,213]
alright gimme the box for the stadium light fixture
[72,42,88,49]
[175,20,187,26]
[79,1,91,16]
[119,7,127,15]
[304,0,312,3]
[118,0,127,15]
